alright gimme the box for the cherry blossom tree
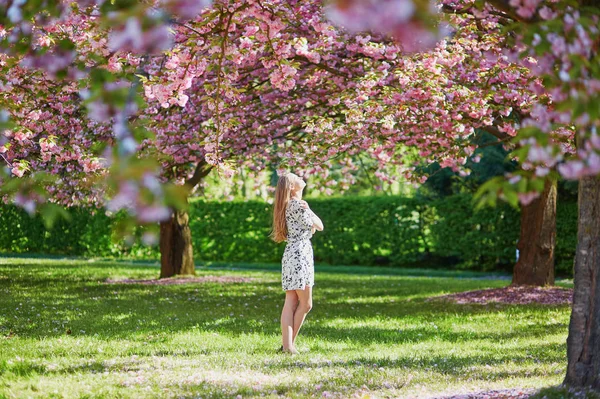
[0,0,201,229]
[2,0,599,390]
[116,0,414,276]
[1,0,407,277]
[326,0,600,389]
[316,2,563,286]
[1,1,589,292]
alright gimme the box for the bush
[429,194,520,271]
[556,201,577,276]
[0,194,577,276]
[0,206,158,259]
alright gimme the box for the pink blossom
[36,36,52,47]
[20,51,76,77]
[82,158,100,173]
[13,192,36,215]
[109,17,143,52]
[558,160,585,180]
[107,181,138,213]
[244,25,259,36]
[7,0,24,23]
[109,17,172,54]
[518,191,540,206]
[163,0,213,20]
[177,94,189,107]
[11,165,25,177]
[107,56,123,72]
[509,0,541,19]
[86,100,111,122]
[325,0,415,34]
[539,6,557,20]
[590,133,600,149]
[165,55,181,70]
[535,167,550,177]
[587,152,600,175]
[138,205,171,222]
[218,164,236,179]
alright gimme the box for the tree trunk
[159,206,195,278]
[564,175,600,390]
[512,179,557,286]
[158,160,212,278]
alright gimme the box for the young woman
[271,172,324,355]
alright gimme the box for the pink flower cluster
[107,177,171,223]
[325,0,448,53]
[510,9,600,181]
[108,17,173,55]
[269,64,297,92]
[509,0,541,19]
[162,0,213,20]
[8,0,596,218]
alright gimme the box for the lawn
[0,257,580,398]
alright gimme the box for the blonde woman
[271,172,324,354]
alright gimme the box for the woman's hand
[299,200,323,232]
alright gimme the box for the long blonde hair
[270,173,300,243]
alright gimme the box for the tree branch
[484,0,541,22]
[185,159,213,188]
[481,124,511,141]
[292,55,351,78]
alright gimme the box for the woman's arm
[299,200,324,231]
[310,211,324,231]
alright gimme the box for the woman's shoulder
[287,198,301,211]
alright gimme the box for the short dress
[281,198,315,291]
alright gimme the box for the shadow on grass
[261,341,565,376]
[1,260,569,348]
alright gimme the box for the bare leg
[281,290,299,352]
[292,285,313,344]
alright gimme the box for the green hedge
[0,194,577,276]
[0,206,157,259]
[188,197,432,266]
[555,201,577,276]
[428,194,521,270]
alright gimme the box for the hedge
[0,194,577,276]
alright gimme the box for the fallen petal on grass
[104,275,257,285]
[429,286,573,305]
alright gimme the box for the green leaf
[502,187,519,208]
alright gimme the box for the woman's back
[285,198,313,243]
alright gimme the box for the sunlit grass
[0,257,578,398]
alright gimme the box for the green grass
[0,257,579,398]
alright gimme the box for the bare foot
[283,347,299,355]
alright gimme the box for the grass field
[0,257,588,399]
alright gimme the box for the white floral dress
[281,198,315,291]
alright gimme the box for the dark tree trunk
[159,206,195,278]
[512,179,557,286]
[479,125,557,286]
[159,160,212,278]
[564,175,600,390]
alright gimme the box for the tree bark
[159,205,195,278]
[512,179,557,286]
[564,175,600,390]
[159,160,212,278]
